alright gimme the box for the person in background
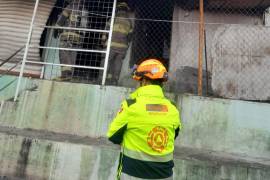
[102,1,133,85]
[54,0,88,81]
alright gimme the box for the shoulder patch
[126,99,136,107]
[146,104,168,112]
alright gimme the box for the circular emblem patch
[147,126,168,153]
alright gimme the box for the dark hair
[142,77,164,87]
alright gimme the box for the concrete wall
[0,76,270,179]
[0,134,270,180]
[168,6,263,96]
[211,25,270,100]
[170,7,262,73]
[0,76,39,101]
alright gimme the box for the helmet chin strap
[140,78,152,87]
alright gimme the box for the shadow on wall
[168,66,212,96]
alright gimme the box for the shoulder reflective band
[123,148,173,162]
[146,104,168,112]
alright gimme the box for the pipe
[204,30,209,95]
[198,0,204,96]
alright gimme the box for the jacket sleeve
[107,100,129,145]
[174,108,182,140]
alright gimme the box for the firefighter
[107,58,182,179]
[104,1,133,85]
[54,0,88,81]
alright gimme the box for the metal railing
[13,0,117,101]
[1,0,268,101]
[0,46,25,79]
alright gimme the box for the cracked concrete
[0,77,270,179]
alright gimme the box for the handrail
[0,46,25,67]
[0,60,22,78]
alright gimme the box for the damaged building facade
[1,0,270,99]
[0,0,270,179]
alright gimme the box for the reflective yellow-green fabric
[60,32,81,42]
[107,85,181,158]
[111,42,128,49]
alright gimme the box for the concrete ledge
[0,132,270,180]
[0,76,270,178]
[0,126,269,170]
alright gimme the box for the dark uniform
[55,0,88,79]
[105,2,133,85]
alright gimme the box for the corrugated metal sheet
[0,0,55,75]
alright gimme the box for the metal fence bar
[0,46,24,67]
[101,0,117,85]
[14,0,40,101]
[0,60,22,78]
[43,26,110,33]
[38,46,107,53]
[25,60,105,70]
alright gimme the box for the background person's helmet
[117,2,130,11]
[132,58,168,81]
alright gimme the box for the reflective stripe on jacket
[60,32,81,43]
[107,85,182,179]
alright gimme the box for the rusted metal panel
[211,25,270,100]
[0,0,55,75]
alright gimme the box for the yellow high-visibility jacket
[107,85,182,179]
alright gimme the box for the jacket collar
[130,85,164,99]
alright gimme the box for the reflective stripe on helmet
[132,59,168,81]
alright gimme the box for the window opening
[131,0,175,69]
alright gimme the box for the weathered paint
[0,76,38,101]
[0,77,270,160]
[168,7,263,97]
[178,95,270,160]
[211,25,270,100]
[0,134,269,180]
[0,79,133,137]
[0,76,270,178]
[0,80,266,161]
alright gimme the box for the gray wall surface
[0,133,269,180]
[211,25,270,100]
[168,6,270,100]
[0,76,269,179]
